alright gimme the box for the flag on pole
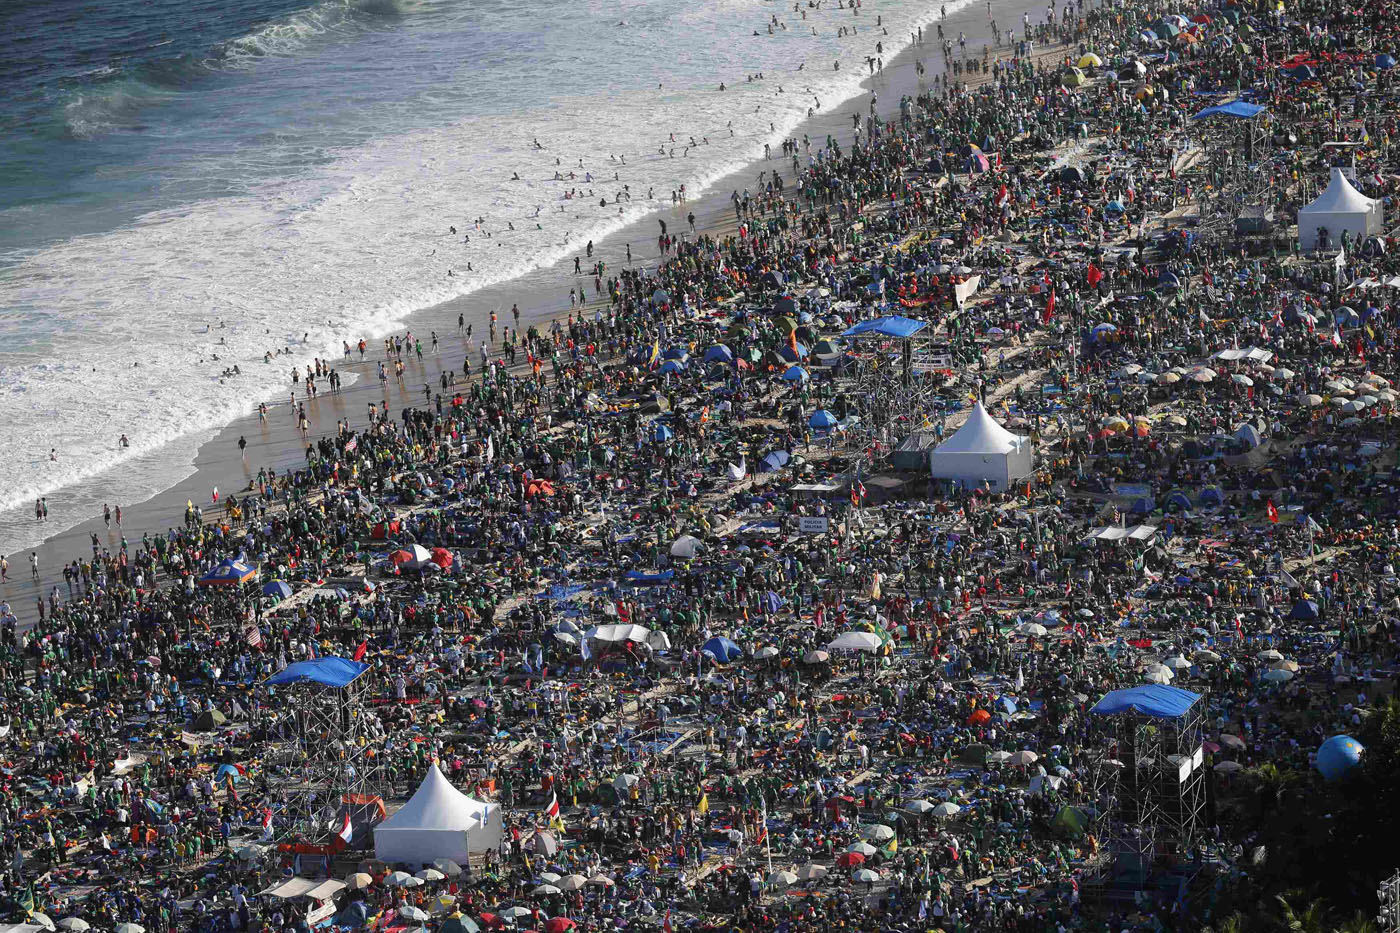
[243,624,262,649]
[333,812,354,845]
[664,911,673,933]
[1086,264,1103,288]
[1041,290,1056,324]
[353,639,369,662]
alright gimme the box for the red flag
[664,912,673,933]
[334,812,353,845]
[1041,290,1056,324]
[353,639,369,662]
[1266,500,1279,524]
[1086,264,1103,287]
[545,790,560,819]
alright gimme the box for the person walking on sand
[1,555,7,583]
[29,553,38,582]
[212,485,219,504]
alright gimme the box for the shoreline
[0,0,1063,623]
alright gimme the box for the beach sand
[2,0,1067,624]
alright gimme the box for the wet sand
[2,0,1066,624]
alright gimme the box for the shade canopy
[1090,685,1201,718]
[265,657,369,689]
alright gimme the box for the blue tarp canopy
[842,315,928,339]
[1191,100,1267,120]
[265,657,368,688]
[1090,685,1201,718]
[623,569,674,585]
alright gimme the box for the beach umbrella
[1164,655,1192,670]
[545,920,577,933]
[1156,371,1181,384]
[345,872,374,890]
[440,918,481,933]
[1263,669,1294,683]
[861,824,896,841]
[501,907,534,922]
[1017,622,1048,636]
[753,646,780,660]
[802,649,830,664]
[115,926,146,933]
[1256,649,1284,662]
[559,874,588,891]
[835,851,865,868]
[933,802,962,817]
[400,907,430,923]
[56,921,89,933]
[798,863,829,881]
[1231,374,1254,387]
[386,871,419,887]
[1194,649,1221,663]
[846,841,878,857]
[532,884,562,896]
[1143,667,1173,684]
[612,774,640,793]
[30,914,56,933]
[416,868,446,882]
[1215,760,1244,773]
[1009,750,1039,766]
[768,870,799,888]
[1190,368,1216,383]
[261,580,293,599]
[905,799,936,814]
[588,874,615,887]
[1300,394,1324,407]
[851,868,881,883]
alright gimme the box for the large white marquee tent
[1297,168,1382,251]
[373,764,503,866]
[928,402,1033,491]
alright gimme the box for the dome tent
[927,403,1033,491]
[374,764,503,866]
[1297,168,1382,251]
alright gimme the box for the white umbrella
[861,824,896,841]
[1262,668,1294,683]
[399,907,430,922]
[433,859,463,876]
[56,922,90,933]
[1194,649,1221,663]
[851,868,881,883]
[987,750,1013,764]
[1016,622,1048,636]
[1009,750,1039,767]
[589,874,615,887]
[754,646,780,659]
[802,649,830,663]
[385,871,418,887]
[560,874,588,891]
[533,884,563,896]
[1214,760,1244,773]
[415,868,445,882]
[1163,655,1192,670]
[768,870,799,887]
[1256,649,1284,662]
[30,914,56,933]
[670,534,703,558]
[345,872,374,890]
[1231,374,1254,387]
[905,799,935,814]
[846,841,878,856]
[798,863,829,881]
[1271,367,1296,379]
[1219,733,1247,750]
[115,926,146,933]
[933,802,962,817]
[501,907,535,921]
[612,774,640,792]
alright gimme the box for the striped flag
[243,624,262,649]
[545,790,560,820]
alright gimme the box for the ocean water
[0,0,961,551]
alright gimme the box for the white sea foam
[0,0,971,553]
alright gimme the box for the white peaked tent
[928,403,1033,490]
[374,764,503,865]
[1298,168,1382,251]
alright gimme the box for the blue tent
[1198,485,1224,507]
[778,343,808,362]
[657,359,686,376]
[198,557,257,587]
[1157,272,1181,290]
[1166,490,1193,510]
[261,580,293,599]
[703,345,734,364]
[1192,100,1268,120]
[773,295,798,317]
[761,591,786,613]
[1130,496,1156,514]
[701,636,744,664]
[842,315,928,339]
[1105,200,1127,214]
[216,763,243,783]
[780,365,809,382]
[1289,598,1319,620]
[265,657,369,688]
[652,424,674,442]
[662,347,688,361]
[809,409,838,430]
[1090,685,1201,718]
[1378,53,1397,69]
[1317,735,1365,780]
[1287,63,1316,80]
[759,450,792,472]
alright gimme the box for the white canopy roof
[1301,168,1376,215]
[934,403,1026,454]
[377,764,492,834]
[263,878,346,901]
